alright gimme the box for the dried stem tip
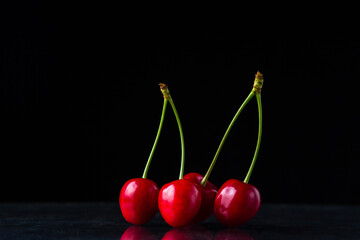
[159,83,171,99]
[252,71,264,94]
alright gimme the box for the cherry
[158,179,201,228]
[157,84,202,227]
[214,179,260,227]
[183,172,218,223]
[120,225,157,240]
[119,84,169,225]
[213,72,264,227]
[162,225,213,240]
[200,72,264,227]
[120,178,159,225]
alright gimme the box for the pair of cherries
[120,72,264,228]
[159,174,261,228]
[120,172,217,227]
[120,83,217,227]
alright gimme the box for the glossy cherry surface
[214,179,260,227]
[183,172,218,223]
[119,178,159,225]
[158,179,201,228]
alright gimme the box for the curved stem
[201,91,255,186]
[142,99,168,178]
[168,98,185,180]
[244,93,262,183]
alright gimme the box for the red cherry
[120,225,157,240]
[214,179,260,227]
[161,225,213,240]
[158,179,201,228]
[119,178,159,225]
[183,172,218,223]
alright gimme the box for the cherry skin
[158,179,201,228]
[183,172,218,223]
[214,179,260,227]
[119,178,159,225]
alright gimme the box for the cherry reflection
[121,224,254,240]
[214,228,254,240]
[120,225,157,240]
[162,225,213,240]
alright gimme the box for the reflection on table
[120,224,254,240]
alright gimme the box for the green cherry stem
[243,93,262,183]
[160,83,185,180]
[142,96,168,179]
[169,98,185,179]
[200,71,264,186]
[200,91,255,186]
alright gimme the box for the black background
[1,3,359,205]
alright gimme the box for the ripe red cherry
[183,172,218,223]
[214,179,260,227]
[119,178,159,225]
[158,179,201,228]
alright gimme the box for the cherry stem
[169,98,185,179]
[200,91,255,186]
[142,98,168,179]
[200,71,264,186]
[243,93,262,184]
[159,83,185,180]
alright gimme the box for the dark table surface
[1,202,359,240]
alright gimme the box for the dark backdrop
[1,3,359,204]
